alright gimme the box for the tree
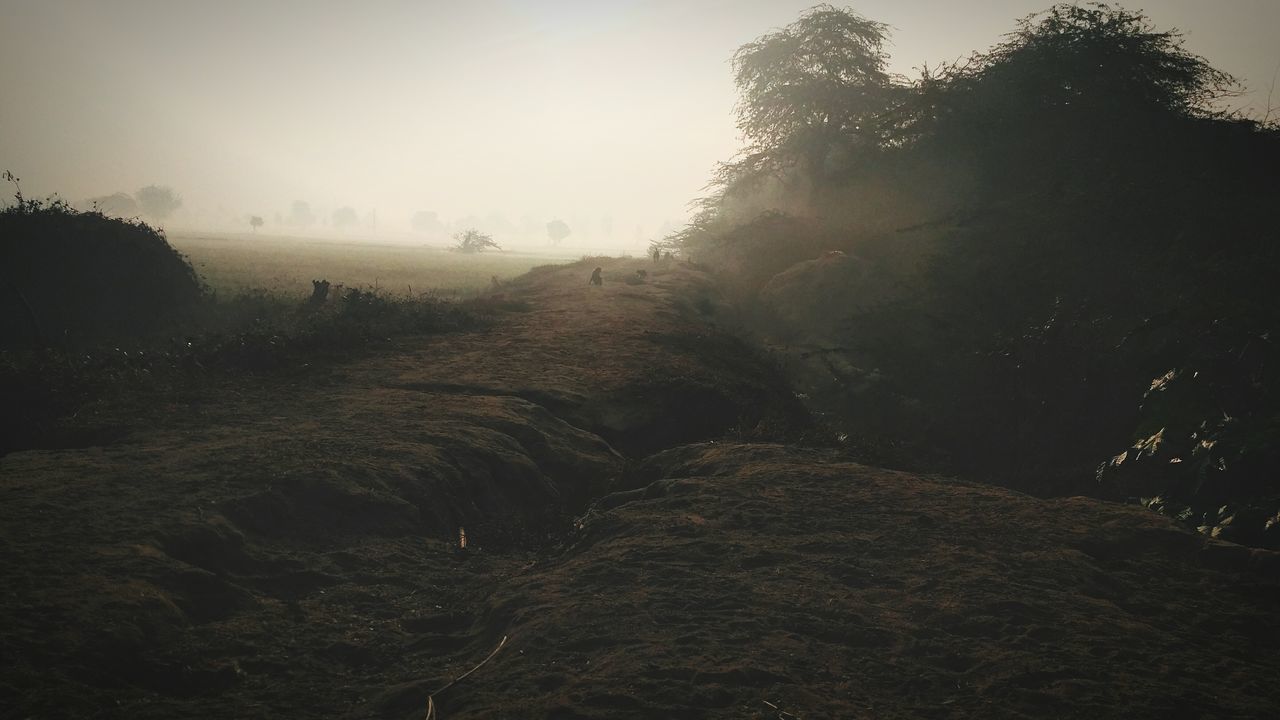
[977,3,1237,117]
[546,219,571,245]
[135,185,182,220]
[86,192,138,217]
[452,229,500,253]
[332,206,358,230]
[886,3,1244,193]
[411,210,444,235]
[287,200,316,227]
[729,5,898,184]
[249,215,264,232]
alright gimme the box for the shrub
[0,190,202,348]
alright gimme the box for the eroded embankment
[2,258,1278,720]
[459,443,1280,719]
[0,258,809,718]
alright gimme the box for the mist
[3,0,1277,250]
[7,3,1280,717]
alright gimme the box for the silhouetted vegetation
[85,191,139,217]
[0,180,482,455]
[134,184,182,220]
[411,209,445,235]
[1,177,203,348]
[452,228,501,253]
[546,218,571,245]
[675,3,1280,546]
[331,206,359,229]
[287,199,317,227]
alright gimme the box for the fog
[2,0,1276,250]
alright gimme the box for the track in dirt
[2,258,1278,719]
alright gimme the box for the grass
[3,230,574,457]
[169,231,574,298]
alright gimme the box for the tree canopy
[134,185,182,220]
[546,219,571,245]
[890,3,1242,165]
[412,210,444,235]
[980,3,1238,116]
[672,2,1280,538]
[332,206,358,229]
[86,192,138,217]
[729,4,898,181]
[287,200,316,227]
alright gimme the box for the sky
[2,0,1278,249]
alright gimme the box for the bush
[668,4,1280,537]
[0,194,202,348]
[452,229,500,253]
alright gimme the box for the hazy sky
[2,0,1277,246]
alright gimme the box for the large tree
[894,3,1242,164]
[981,3,1237,116]
[729,4,898,184]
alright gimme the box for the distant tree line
[87,185,182,221]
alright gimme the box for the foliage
[977,3,1237,115]
[1,180,203,348]
[87,192,139,217]
[728,4,901,190]
[546,219,571,245]
[332,206,358,229]
[412,210,444,235]
[249,215,264,231]
[672,3,1280,541]
[453,228,501,253]
[288,200,316,227]
[1097,301,1280,547]
[886,3,1243,195]
[134,185,182,220]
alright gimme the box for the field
[5,258,1279,719]
[168,231,580,298]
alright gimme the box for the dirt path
[2,258,1278,719]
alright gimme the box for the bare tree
[453,229,500,253]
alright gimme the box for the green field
[168,232,575,298]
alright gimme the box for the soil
[2,258,1278,719]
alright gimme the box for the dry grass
[168,231,576,298]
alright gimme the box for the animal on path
[309,279,330,305]
[588,267,603,286]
